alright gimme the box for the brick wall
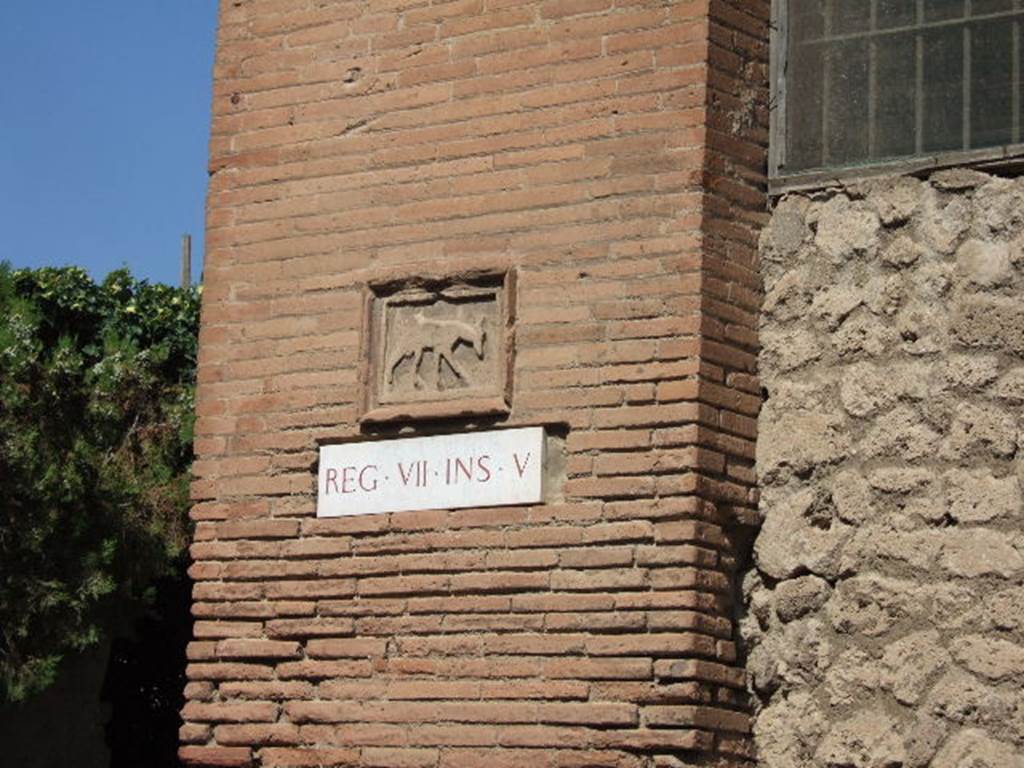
[180,2,768,767]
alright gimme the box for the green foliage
[0,264,200,703]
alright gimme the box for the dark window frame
[769,0,1024,193]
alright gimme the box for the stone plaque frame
[359,268,516,424]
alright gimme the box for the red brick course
[182,1,767,766]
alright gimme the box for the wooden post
[181,234,192,288]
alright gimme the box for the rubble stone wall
[750,169,1024,767]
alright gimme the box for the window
[771,0,1024,183]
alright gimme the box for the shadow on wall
[0,576,191,768]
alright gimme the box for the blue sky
[0,3,219,286]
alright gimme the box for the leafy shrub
[0,264,199,702]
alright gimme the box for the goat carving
[386,311,488,391]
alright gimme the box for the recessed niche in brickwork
[361,270,514,423]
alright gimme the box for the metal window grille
[773,0,1024,178]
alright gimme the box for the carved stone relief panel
[361,271,514,423]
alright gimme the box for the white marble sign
[317,427,545,517]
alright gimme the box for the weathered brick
[182,701,279,723]
[214,723,301,746]
[258,748,361,768]
[179,746,253,767]
[215,640,302,660]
